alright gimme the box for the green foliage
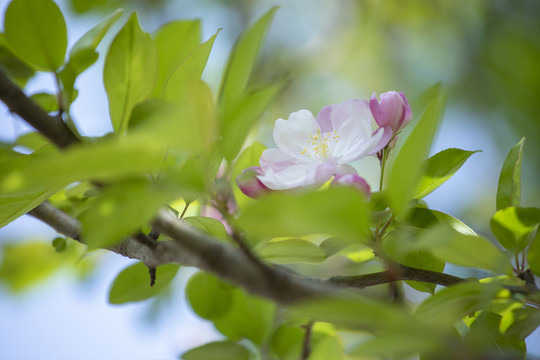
[256,238,327,264]
[388,85,446,215]
[497,137,525,210]
[186,272,233,319]
[212,287,275,345]
[181,341,250,360]
[0,34,35,87]
[529,229,540,276]
[104,12,158,134]
[3,0,67,71]
[238,187,368,242]
[183,216,229,242]
[415,148,480,199]
[490,206,540,254]
[108,262,179,304]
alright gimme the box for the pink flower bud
[331,173,371,197]
[235,166,270,199]
[369,91,412,133]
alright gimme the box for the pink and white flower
[252,99,391,191]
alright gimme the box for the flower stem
[379,147,389,191]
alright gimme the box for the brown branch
[0,68,79,148]
[330,265,465,289]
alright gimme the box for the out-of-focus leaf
[15,132,49,151]
[309,336,343,360]
[349,333,439,358]
[104,12,158,134]
[270,324,304,360]
[218,6,278,108]
[30,92,58,113]
[496,137,525,210]
[181,341,250,360]
[213,288,275,345]
[388,85,446,215]
[185,272,233,320]
[51,237,67,253]
[490,206,540,254]
[503,307,540,340]
[183,216,229,241]
[152,20,201,98]
[415,282,500,326]
[256,239,326,264]
[220,78,288,161]
[403,252,443,294]
[0,140,167,192]
[237,187,368,242]
[529,229,540,276]
[465,311,526,359]
[80,178,178,249]
[0,241,81,292]
[4,0,67,71]
[415,148,480,199]
[0,147,60,228]
[108,262,179,304]
[0,34,35,87]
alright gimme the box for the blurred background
[1,0,539,358]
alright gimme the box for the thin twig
[300,321,314,360]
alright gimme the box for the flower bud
[331,173,371,197]
[235,166,270,199]
[369,91,412,133]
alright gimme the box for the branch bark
[0,68,79,148]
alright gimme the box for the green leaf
[218,7,278,107]
[220,78,288,161]
[490,206,540,254]
[151,20,201,98]
[104,12,158,134]
[503,307,540,340]
[70,9,123,57]
[270,324,304,360]
[30,92,58,113]
[415,282,500,326]
[416,224,512,274]
[0,140,167,192]
[497,138,525,210]
[350,333,439,358]
[237,187,368,242]
[162,31,218,102]
[3,0,67,71]
[0,34,35,87]
[80,178,179,249]
[184,216,229,242]
[388,85,446,215]
[309,336,344,360]
[256,239,326,264]
[185,272,233,320]
[465,311,526,359]
[0,147,60,228]
[15,132,49,151]
[108,262,179,304]
[213,288,275,345]
[528,229,540,276]
[406,207,477,236]
[415,148,480,199]
[181,341,250,360]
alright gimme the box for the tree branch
[27,202,474,305]
[0,68,79,148]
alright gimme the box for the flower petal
[273,109,319,160]
[367,125,392,156]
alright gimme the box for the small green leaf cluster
[0,2,539,359]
